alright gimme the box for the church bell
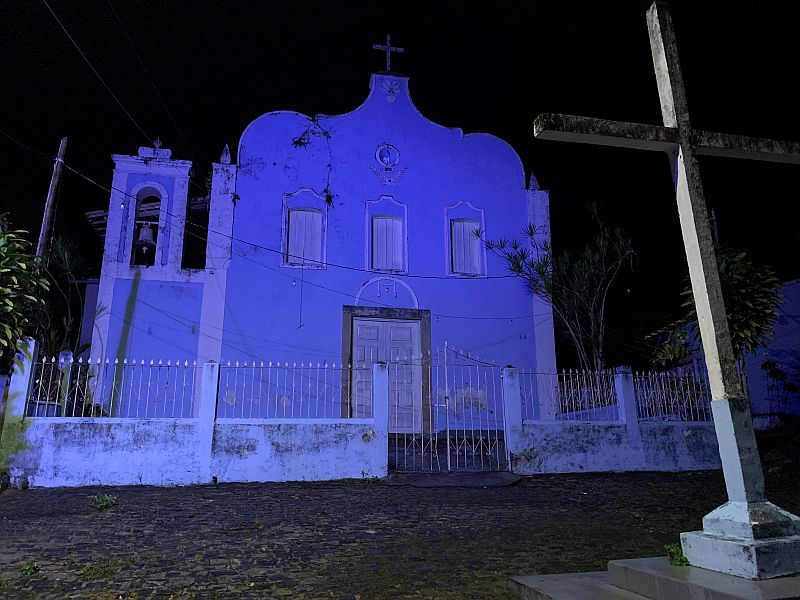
[134,223,156,254]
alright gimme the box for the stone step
[509,558,800,600]
[608,557,800,600]
[508,572,649,600]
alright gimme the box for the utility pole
[36,136,68,257]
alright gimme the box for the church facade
[3,67,727,487]
[89,70,557,422]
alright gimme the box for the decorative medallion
[375,143,400,168]
[371,143,407,186]
[380,79,403,102]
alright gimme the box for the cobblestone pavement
[0,469,798,600]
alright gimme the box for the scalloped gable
[237,73,527,189]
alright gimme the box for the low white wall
[639,421,721,471]
[4,358,392,487]
[14,418,202,486]
[212,419,387,482]
[511,420,720,475]
[11,418,387,487]
[5,351,722,486]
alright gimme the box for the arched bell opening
[130,192,161,267]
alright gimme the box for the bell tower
[89,141,194,360]
[103,141,193,272]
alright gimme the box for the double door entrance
[352,317,424,433]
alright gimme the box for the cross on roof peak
[373,34,404,72]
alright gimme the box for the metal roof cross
[373,34,404,72]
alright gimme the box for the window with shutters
[449,218,483,276]
[284,208,323,267]
[371,215,405,272]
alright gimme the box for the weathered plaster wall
[13,419,201,486]
[681,279,800,420]
[512,420,720,474]
[639,422,720,471]
[106,279,203,360]
[12,418,387,487]
[512,422,634,474]
[211,420,386,482]
[6,358,391,488]
[745,279,800,417]
[222,72,554,371]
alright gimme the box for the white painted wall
[511,421,720,474]
[4,359,390,487]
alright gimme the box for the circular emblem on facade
[375,143,400,168]
[380,80,402,103]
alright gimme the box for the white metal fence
[216,350,508,472]
[519,369,619,421]
[217,361,361,419]
[26,353,715,426]
[26,356,198,418]
[633,364,712,422]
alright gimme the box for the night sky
[2,0,799,365]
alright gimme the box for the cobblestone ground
[0,467,798,599]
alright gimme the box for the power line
[64,158,518,281]
[2,122,519,282]
[133,297,343,357]
[105,0,196,162]
[40,0,154,146]
[102,0,209,200]
[134,294,547,362]
[0,128,54,159]
[2,127,553,322]
[40,0,209,198]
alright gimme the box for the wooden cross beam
[373,34,404,72]
[533,1,800,578]
[533,114,800,164]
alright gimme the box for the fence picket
[25,357,199,419]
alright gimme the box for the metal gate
[387,344,509,472]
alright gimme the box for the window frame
[281,189,328,270]
[285,208,323,267]
[371,214,405,273]
[365,195,408,275]
[445,201,487,278]
[449,218,483,276]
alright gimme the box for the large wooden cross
[533,1,800,578]
[373,34,404,72]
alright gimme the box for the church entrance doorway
[351,317,423,433]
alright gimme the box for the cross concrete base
[508,557,800,600]
[681,501,800,579]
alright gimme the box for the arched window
[131,194,161,267]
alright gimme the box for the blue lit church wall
[221,72,555,370]
[88,71,557,421]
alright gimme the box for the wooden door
[352,318,422,432]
